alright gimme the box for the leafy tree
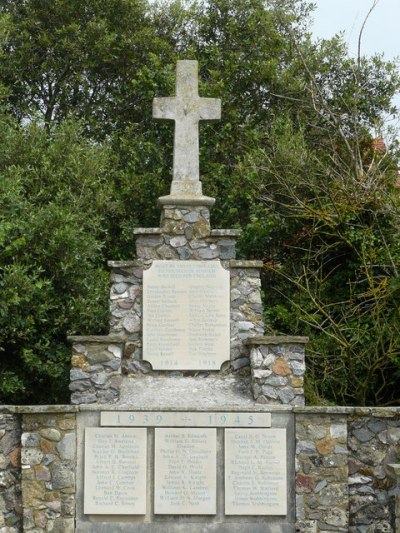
[0,0,399,405]
[0,113,113,403]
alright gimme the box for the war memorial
[0,60,399,533]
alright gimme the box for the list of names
[143,261,230,370]
[224,428,287,515]
[84,428,147,514]
[154,428,216,514]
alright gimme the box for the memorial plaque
[143,260,229,370]
[154,428,216,514]
[84,428,147,515]
[225,428,287,515]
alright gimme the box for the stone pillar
[21,410,77,533]
[247,336,308,406]
[0,411,22,532]
[133,214,241,262]
[68,336,124,404]
[229,261,265,370]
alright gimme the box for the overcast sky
[310,0,400,124]
[311,0,399,60]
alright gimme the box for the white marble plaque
[143,260,229,370]
[84,428,147,515]
[154,428,216,514]
[101,411,271,428]
[225,428,287,515]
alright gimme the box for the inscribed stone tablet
[84,428,147,515]
[225,428,287,515]
[101,411,271,428]
[154,428,216,514]
[143,260,230,370]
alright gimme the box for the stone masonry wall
[0,413,22,532]
[68,337,124,405]
[1,407,400,532]
[229,264,264,371]
[348,408,400,533]
[21,410,77,533]
[295,410,349,532]
[106,260,265,377]
[248,337,307,406]
[135,205,240,262]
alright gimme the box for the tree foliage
[0,0,399,405]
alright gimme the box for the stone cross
[153,60,221,200]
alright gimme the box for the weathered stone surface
[261,386,279,400]
[272,357,292,376]
[122,316,141,334]
[39,429,60,442]
[197,247,219,259]
[21,433,39,448]
[353,427,375,443]
[316,438,335,456]
[297,475,314,493]
[51,464,74,490]
[250,340,305,406]
[90,373,108,386]
[69,380,92,392]
[378,427,400,444]
[70,392,97,405]
[230,357,249,370]
[70,369,90,384]
[56,434,75,461]
[265,376,288,387]
[71,355,89,371]
[153,60,220,200]
[251,369,272,380]
[51,517,75,533]
[34,465,50,482]
[21,448,43,466]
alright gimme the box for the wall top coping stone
[80,404,294,413]
[67,335,124,344]
[131,228,242,237]
[107,260,142,268]
[133,228,162,235]
[294,406,400,416]
[246,336,309,345]
[0,405,79,414]
[229,260,263,268]
[158,196,215,207]
[1,404,399,415]
[107,259,264,268]
[211,229,242,237]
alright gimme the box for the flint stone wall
[68,337,124,405]
[21,409,77,533]
[1,406,399,532]
[348,409,400,533]
[135,205,239,261]
[295,407,400,533]
[0,413,21,532]
[105,259,265,377]
[248,336,308,407]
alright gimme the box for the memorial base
[75,405,295,533]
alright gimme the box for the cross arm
[199,98,221,122]
[153,97,177,121]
